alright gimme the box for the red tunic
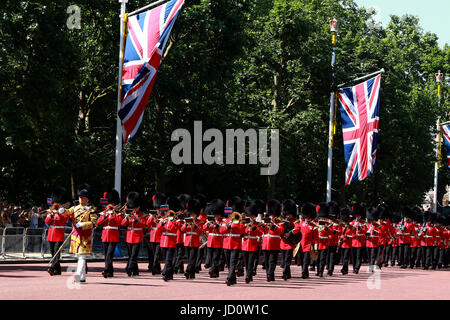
[317,227,330,250]
[203,219,225,248]
[180,220,203,248]
[97,212,122,243]
[221,218,232,249]
[45,213,69,242]
[146,215,162,243]
[242,224,262,252]
[410,223,421,248]
[328,222,341,247]
[420,225,435,247]
[220,222,245,250]
[157,218,182,248]
[261,222,284,251]
[280,218,297,250]
[295,221,317,253]
[351,220,367,248]
[365,223,380,248]
[121,212,146,244]
[340,224,353,249]
[397,221,413,244]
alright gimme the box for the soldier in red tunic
[97,189,122,278]
[180,198,204,279]
[420,211,435,270]
[242,200,263,283]
[409,210,422,269]
[220,210,245,286]
[194,193,208,273]
[366,206,381,273]
[315,202,331,277]
[174,194,190,274]
[327,201,341,276]
[45,187,70,276]
[350,203,366,274]
[261,199,284,282]
[147,193,167,275]
[398,207,414,268]
[158,199,183,281]
[121,192,146,277]
[280,199,298,280]
[339,208,353,275]
[203,199,226,278]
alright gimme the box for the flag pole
[114,0,128,198]
[326,18,338,203]
[337,68,385,89]
[433,70,444,213]
[128,0,167,17]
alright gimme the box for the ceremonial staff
[326,17,339,203]
[433,70,444,213]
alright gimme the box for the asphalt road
[0,261,448,300]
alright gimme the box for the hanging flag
[119,0,185,143]
[338,74,381,185]
[442,124,450,170]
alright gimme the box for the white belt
[263,234,280,238]
[398,233,410,236]
[423,236,433,238]
[128,227,143,231]
[162,232,176,236]
[411,236,417,239]
[209,233,222,237]
[436,236,441,238]
[368,235,379,238]
[319,236,328,239]
[151,227,157,230]
[186,232,198,235]
[104,226,118,230]
[244,236,258,239]
[50,226,65,229]
[228,234,242,237]
[345,236,353,238]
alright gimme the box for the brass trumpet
[230,212,242,223]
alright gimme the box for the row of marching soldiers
[45,185,450,284]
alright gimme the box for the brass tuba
[230,212,242,223]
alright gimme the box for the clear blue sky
[354,0,449,48]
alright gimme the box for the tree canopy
[0,0,448,210]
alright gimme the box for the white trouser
[76,255,87,281]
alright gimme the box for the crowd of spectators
[1,200,47,229]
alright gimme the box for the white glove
[76,222,83,228]
[58,208,65,214]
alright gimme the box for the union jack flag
[119,0,184,143]
[338,75,381,185]
[442,124,450,170]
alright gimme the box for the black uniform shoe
[162,275,169,281]
[190,274,195,279]
[47,268,54,276]
[204,264,210,269]
[252,271,257,276]
[383,263,388,268]
[219,266,225,271]
[310,266,316,271]
[266,276,271,282]
[226,280,232,286]
[282,274,288,281]
[353,269,359,274]
[341,270,348,275]
[127,270,132,277]
[301,274,309,279]
[184,272,190,279]
[327,271,333,276]
[107,273,114,278]
[245,277,251,284]
[237,270,244,277]
[102,271,108,278]
[54,270,62,276]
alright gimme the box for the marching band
[43,186,450,285]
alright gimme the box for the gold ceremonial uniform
[64,204,98,255]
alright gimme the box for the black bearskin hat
[205,199,225,216]
[351,203,365,218]
[178,194,191,211]
[366,206,379,221]
[126,191,141,209]
[245,200,260,217]
[316,202,329,218]
[187,198,202,216]
[106,189,120,205]
[282,199,297,217]
[266,199,281,217]
[167,196,182,212]
[52,187,68,204]
[152,193,167,209]
[227,196,245,214]
[328,201,339,218]
[301,202,316,219]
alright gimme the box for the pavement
[0,261,448,300]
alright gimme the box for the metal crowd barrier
[0,226,154,260]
